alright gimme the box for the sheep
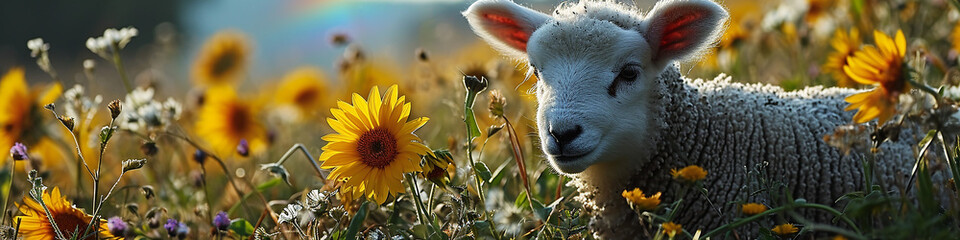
[463,0,921,238]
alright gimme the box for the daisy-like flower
[741,203,768,216]
[319,85,432,204]
[15,187,114,239]
[621,188,661,211]
[274,67,330,121]
[195,86,267,155]
[662,222,682,238]
[192,30,250,86]
[771,223,799,235]
[843,30,909,124]
[670,165,708,182]
[824,28,861,88]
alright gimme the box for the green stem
[463,92,488,217]
[937,132,960,199]
[703,203,861,238]
[110,44,133,93]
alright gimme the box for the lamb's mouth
[550,150,593,162]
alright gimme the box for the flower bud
[122,159,147,172]
[108,99,122,119]
[58,115,75,131]
[236,139,250,157]
[213,211,230,231]
[192,150,207,165]
[140,141,158,156]
[488,90,506,118]
[463,75,488,93]
[10,142,28,161]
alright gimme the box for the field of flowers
[2,0,960,239]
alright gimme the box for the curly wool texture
[574,66,920,239]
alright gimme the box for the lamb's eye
[607,64,640,97]
[617,65,639,81]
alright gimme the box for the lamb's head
[464,0,727,174]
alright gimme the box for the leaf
[471,220,497,240]
[531,198,553,221]
[465,109,482,141]
[490,161,509,186]
[256,178,283,192]
[229,219,255,237]
[474,162,492,183]
[344,201,369,240]
[515,191,528,209]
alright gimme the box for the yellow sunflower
[843,30,909,124]
[824,28,861,88]
[0,68,61,164]
[192,30,250,86]
[319,85,431,204]
[16,187,114,240]
[195,86,267,156]
[274,66,330,120]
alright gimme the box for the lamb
[463,0,920,238]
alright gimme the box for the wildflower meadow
[1,0,960,239]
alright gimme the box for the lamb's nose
[550,125,583,151]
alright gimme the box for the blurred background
[0,0,592,90]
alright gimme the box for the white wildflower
[117,88,181,131]
[944,85,960,101]
[761,1,807,30]
[87,27,138,59]
[27,38,48,57]
[83,59,96,71]
[278,203,303,224]
[162,98,183,121]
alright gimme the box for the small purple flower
[193,149,207,165]
[236,139,250,157]
[176,222,190,239]
[107,216,128,236]
[10,142,27,161]
[213,211,230,231]
[164,218,179,237]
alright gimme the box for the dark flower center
[356,128,397,169]
[211,49,239,80]
[294,88,319,106]
[229,104,250,135]
[52,210,96,239]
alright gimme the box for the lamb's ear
[463,0,551,59]
[641,0,728,69]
